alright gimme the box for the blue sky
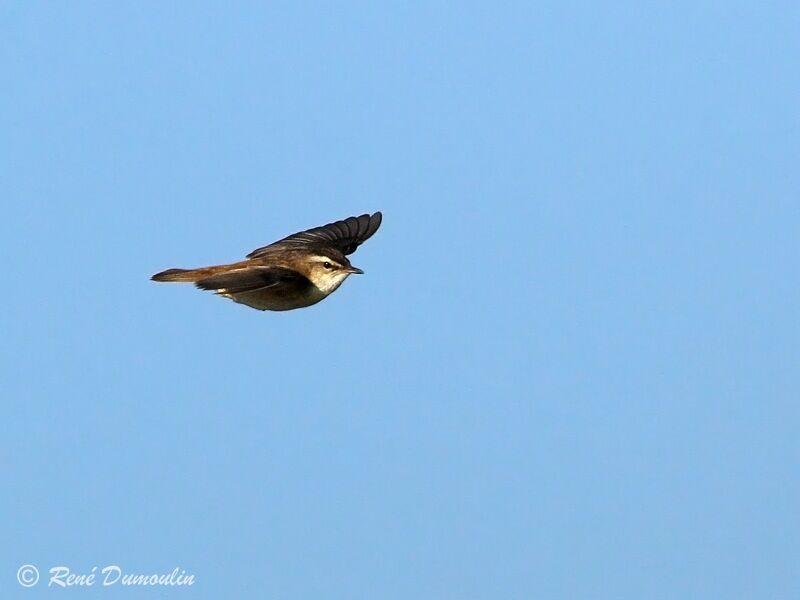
[2,2,798,598]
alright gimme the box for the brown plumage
[151,212,382,311]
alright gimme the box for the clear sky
[2,2,798,598]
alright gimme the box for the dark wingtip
[367,211,382,237]
[194,281,211,291]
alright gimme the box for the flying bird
[151,212,382,311]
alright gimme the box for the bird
[151,212,382,311]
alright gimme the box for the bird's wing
[194,266,306,294]
[246,212,382,259]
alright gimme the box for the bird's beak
[346,266,364,275]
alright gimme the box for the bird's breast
[226,285,328,311]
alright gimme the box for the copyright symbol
[17,564,39,587]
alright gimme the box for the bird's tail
[151,267,207,283]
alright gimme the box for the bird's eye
[323,262,333,269]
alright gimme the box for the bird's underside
[151,212,382,311]
[188,261,326,311]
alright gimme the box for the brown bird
[151,212,382,311]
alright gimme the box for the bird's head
[303,251,364,294]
